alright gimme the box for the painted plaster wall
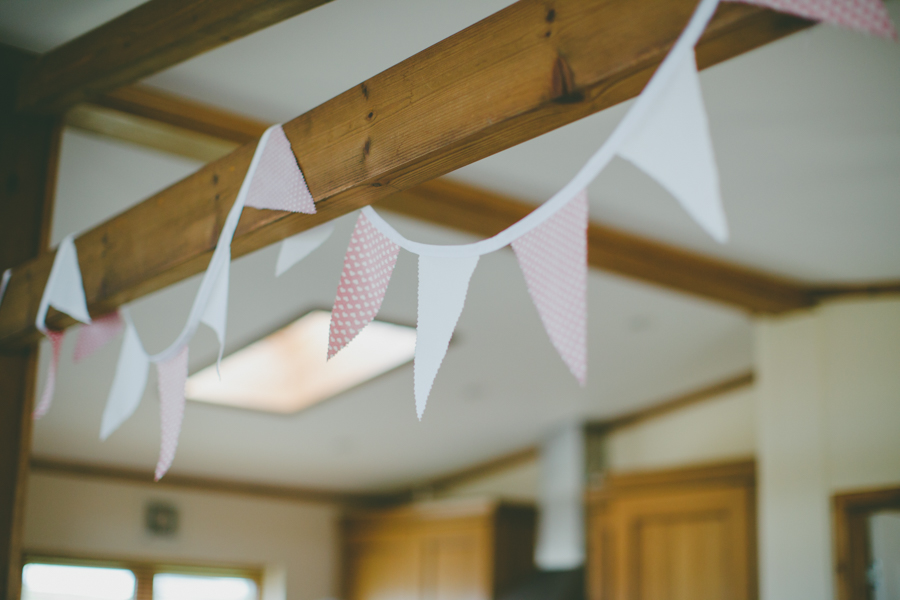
[22,472,340,600]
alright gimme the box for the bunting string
[20,0,895,475]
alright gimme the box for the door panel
[589,461,756,600]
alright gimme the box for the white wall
[755,296,900,600]
[604,385,756,472]
[23,472,340,600]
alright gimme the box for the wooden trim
[16,0,336,113]
[30,457,401,508]
[414,447,539,497]
[588,371,755,435]
[65,103,241,163]
[22,550,265,600]
[833,486,900,600]
[0,1,813,348]
[94,85,269,144]
[589,458,756,499]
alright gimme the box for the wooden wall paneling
[0,45,63,600]
[16,0,336,114]
[587,460,757,600]
[0,0,813,349]
[343,500,536,600]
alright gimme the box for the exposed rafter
[16,0,336,114]
[0,0,814,348]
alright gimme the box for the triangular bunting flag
[33,330,64,419]
[74,311,124,363]
[100,320,149,440]
[200,253,229,372]
[512,191,588,385]
[244,125,316,214]
[618,50,729,243]
[155,346,189,481]
[275,221,335,276]
[36,234,92,332]
[328,213,400,359]
[726,0,896,39]
[414,255,479,420]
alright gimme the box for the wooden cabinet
[587,460,757,600]
[343,499,536,600]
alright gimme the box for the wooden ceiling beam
[0,0,813,348]
[16,0,335,114]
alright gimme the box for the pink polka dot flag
[73,310,124,363]
[155,346,189,481]
[245,125,317,214]
[33,329,65,419]
[328,213,400,360]
[512,191,588,386]
[727,0,896,39]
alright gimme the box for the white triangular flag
[414,254,480,420]
[155,345,189,481]
[200,252,229,371]
[619,49,729,243]
[36,234,92,332]
[100,320,149,440]
[275,222,335,276]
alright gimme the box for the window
[23,557,261,600]
[22,563,136,600]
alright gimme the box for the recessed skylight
[186,310,416,414]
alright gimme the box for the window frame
[22,551,263,600]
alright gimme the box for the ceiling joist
[0,0,813,348]
[16,0,336,114]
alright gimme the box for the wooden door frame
[833,485,900,600]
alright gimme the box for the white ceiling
[1,0,898,491]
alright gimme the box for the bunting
[414,255,480,419]
[100,318,149,441]
[511,192,588,386]
[618,49,728,243]
[23,0,897,479]
[275,222,335,276]
[244,125,316,214]
[33,330,64,419]
[155,346,189,481]
[328,213,400,359]
[74,311,124,363]
[727,0,896,39]
[200,253,230,372]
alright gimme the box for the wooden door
[421,521,490,600]
[346,536,421,600]
[588,461,756,600]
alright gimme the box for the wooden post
[0,45,62,600]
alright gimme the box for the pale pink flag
[245,125,317,214]
[512,191,588,386]
[33,330,65,419]
[328,213,400,359]
[726,0,896,38]
[73,311,124,363]
[155,346,188,481]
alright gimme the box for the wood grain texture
[0,45,62,600]
[17,0,336,113]
[343,500,535,600]
[0,0,813,349]
[30,457,403,508]
[587,460,757,600]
